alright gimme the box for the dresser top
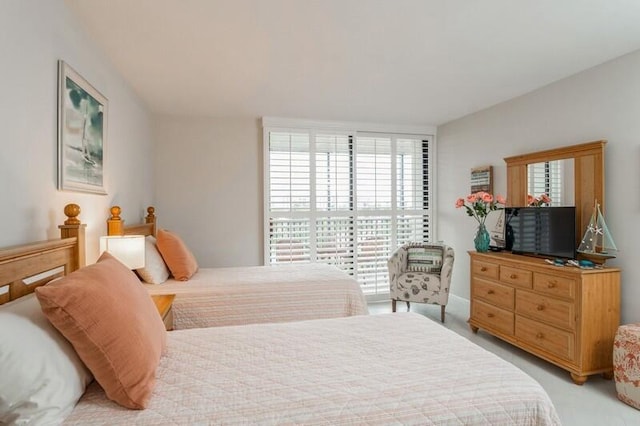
[468,251,620,275]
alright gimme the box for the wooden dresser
[468,251,620,384]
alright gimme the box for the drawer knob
[536,304,545,311]
[536,332,544,339]
[510,274,517,279]
[547,281,557,288]
[481,267,487,272]
[487,313,495,318]
[487,289,495,295]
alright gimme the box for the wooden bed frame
[107,205,156,237]
[0,204,86,305]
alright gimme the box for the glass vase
[474,223,491,253]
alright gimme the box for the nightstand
[151,294,175,331]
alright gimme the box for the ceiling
[65,0,640,126]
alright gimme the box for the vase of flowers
[456,191,506,253]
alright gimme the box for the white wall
[0,0,154,263]
[153,117,262,267]
[437,49,640,324]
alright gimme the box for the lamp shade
[99,235,146,269]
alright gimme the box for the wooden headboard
[107,205,156,237]
[0,203,86,305]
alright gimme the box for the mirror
[504,140,606,246]
[526,158,575,206]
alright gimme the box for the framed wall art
[470,165,492,194]
[57,60,108,194]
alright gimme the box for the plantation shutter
[355,136,393,296]
[265,126,433,299]
[268,132,311,263]
[315,134,355,274]
[396,139,430,245]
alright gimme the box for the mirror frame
[504,140,606,247]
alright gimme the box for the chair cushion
[406,244,443,273]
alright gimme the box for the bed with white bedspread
[146,263,368,329]
[66,313,561,425]
[109,206,368,329]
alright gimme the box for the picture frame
[57,60,108,194]
[470,165,492,194]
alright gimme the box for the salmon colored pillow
[156,229,199,281]
[35,252,166,409]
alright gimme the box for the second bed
[107,206,368,329]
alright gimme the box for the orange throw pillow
[156,229,199,281]
[35,252,166,409]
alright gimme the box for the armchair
[387,243,454,322]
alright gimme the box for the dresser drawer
[534,272,576,300]
[472,300,514,336]
[473,278,514,310]
[472,260,499,280]
[516,316,575,361]
[500,266,532,288]
[516,290,575,330]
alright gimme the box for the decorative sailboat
[577,201,618,264]
[489,209,506,248]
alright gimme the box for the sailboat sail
[490,210,505,246]
[577,202,617,258]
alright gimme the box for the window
[264,121,434,299]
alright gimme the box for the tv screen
[505,207,576,259]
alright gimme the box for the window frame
[262,118,437,300]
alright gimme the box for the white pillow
[136,236,170,284]
[0,293,93,424]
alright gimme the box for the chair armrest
[387,245,408,284]
[439,245,455,290]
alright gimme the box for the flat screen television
[504,206,576,259]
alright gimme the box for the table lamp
[99,235,145,269]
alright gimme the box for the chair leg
[392,299,397,312]
[441,305,446,323]
[406,301,410,311]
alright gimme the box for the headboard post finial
[146,206,157,236]
[106,206,156,237]
[59,204,86,269]
[64,203,81,225]
[110,206,122,220]
[107,205,124,236]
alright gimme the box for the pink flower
[527,193,552,206]
[527,194,535,205]
[456,191,506,224]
